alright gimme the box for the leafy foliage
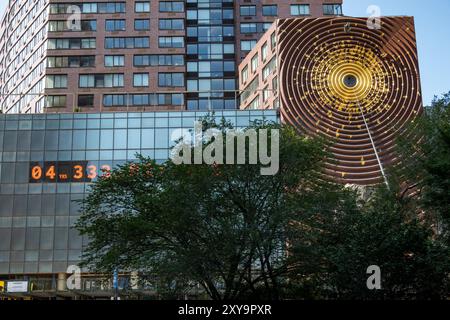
[77,110,450,300]
[77,119,328,300]
[394,92,450,242]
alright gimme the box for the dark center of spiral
[343,74,358,88]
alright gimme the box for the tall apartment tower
[0,0,343,114]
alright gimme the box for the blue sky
[1,1,448,105]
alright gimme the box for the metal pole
[113,269,119,301]
[357,101,390,189]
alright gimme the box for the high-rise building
[0,1,348,299]
[0,0,343,114]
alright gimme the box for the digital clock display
[29,162,111,183]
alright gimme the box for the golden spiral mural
[278,17,423,185]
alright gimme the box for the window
[262,42,268,60]
[103,94,183,107]
[159,1,184,12]
[263,87,271,102]
[135,19,150,30]
[158,73,184,87]
[105,19,126,31]
[78,95,94,107]
[241,66,249,84]
[240,5,256,16]
[48,38,96,49]
[263,57,277,79]
[263,23,273,32]
[105,37,150,48]
[134,55,184,66]
[103,95,126,107]
[48,56,68,68]
[49,3,126,14]
[47,56,95,68]
[159,19,184,30]
[249,96,260,109]
[97,2,126,13]
[46,75,68,88]
[49,20,97,32]
[187,43,235,59]
[273,76,278,92]
[105,55,125,67]
[262,5,277,16]
[323,4,343,15]
[271,32,277,49]
[241,77,259,102]
[240,23,257,34]
[187,61,235,76]
[291,5,310,16]
[135,1,150,12]
[83,3,97,13]
[251,54,259,73]
[241,40,257,52]
[79,74,124,88]
[133,73,149,87]
[46,95,66,108]
[159,37,184,48]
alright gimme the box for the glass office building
[0,110,278,293]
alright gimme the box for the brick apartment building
[0,0,343,114]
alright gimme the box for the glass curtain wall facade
[0,110,278,276]
[186,0,237,111]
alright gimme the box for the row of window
[186,79,236,93]
[46,36,187,50]
[240,23,274,34]
[241,32,276,53]
[45,93,184,108]
[47,55,186,68]
[49,19,186,32]
[187,99,237,111]
[242,38,277,85]
[240,5,278,16]
[239,4,343,16]
[186,9,234,22]
[45,73,185,89]
[48,20,97,32]
[49,2,184,14]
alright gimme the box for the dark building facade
[239,16,423,185]
[0,0,343,114]
[0,109,278,298]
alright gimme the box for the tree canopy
[77,105,450,300]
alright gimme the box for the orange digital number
[46,166,56,180]
[31,166,42,180]
[73,165,84,180]
[87,165,97,179]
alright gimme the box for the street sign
[6,281,28,293]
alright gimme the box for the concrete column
[57,273,67,291]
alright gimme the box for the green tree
[76,119,328,300]
[287,184,450,300]
[395,92,450,241]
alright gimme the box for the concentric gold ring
[278,17,423,185]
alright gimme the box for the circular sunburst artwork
[278,17,423,185]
